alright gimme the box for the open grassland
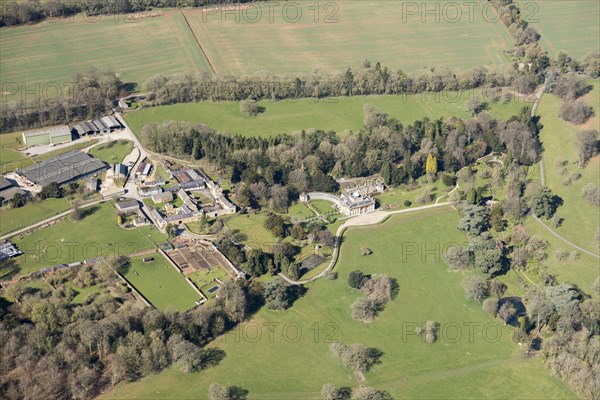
[10,203,165,276]
[524,220,599,299]
[223,212,277,251]
[126,89,525,137]
[104,207,574,399]
[0,131,31,172]
[0,11,211,100]
[122,253,200,312]
[532,1,600,58]
[0,197,71,236]
[185,0,512,75]
[536,80,600,254]
[89,140,133,164]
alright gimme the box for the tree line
[0,0,248,26]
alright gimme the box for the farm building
[139,186,162,197]
[0,175,26,206]
[115,199,140,213]
[151,191,174,204]
[15,150,108,188]
[22,125,72,147]
[114,164,128,179]
[0,242,22,261]
[101,115,121,130]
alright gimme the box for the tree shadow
[366,347,384,371]
[0,259,21,281]
[80,205,100,219]
[289,284,308,307]
[227,385,249,400]
[498,296,526,327]
[197,348,226,370]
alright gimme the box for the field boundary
[180,10,216,74]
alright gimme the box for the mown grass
[536,79,600,254]
[11,203,163,276]
[89,140,133,164]
[125,90,525,138]
[103,207,574,399]
[122,253,201,312]
[0,197,71,236]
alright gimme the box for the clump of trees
[0,68,121,133]
[321,384,391,400]
[240,99,264,116]
[559,99,594,124]
[349,273,397,322]
[208,382,249,400]
[582,184,600,207]
[329,342,382,374]
[552,73,592,100]
[576,130,599,167]
[0,260,261,399]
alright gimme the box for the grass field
[189,266,230,298]
[11,203,165,276]
[223,213,277,251]
[125,90,526,138]
[184,0,512,75]
[104,207,574,399]
[88,140,133,164]
[0,11,211,101]
[0,131,31,172]
[122,253,201,312]
[532,1,600,58]
[536,80,600,254]
[0,197,71,236]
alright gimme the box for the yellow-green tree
[426,153,437,176]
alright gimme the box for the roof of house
[0,175,13,191]
[16,150,108,186]
[101,116,120,129]
[116,199,139,210]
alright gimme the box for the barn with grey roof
[15,150,108,188]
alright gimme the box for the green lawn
[104,206,574,399]
[184,1,512,74]
[89,140,134,164]
[1,131,32,172]
[375,180,450,208]
[122,253,201,312]
[309,200,339,216]
[0,197,71,236]
[532,1,600,58]
[0,11,211,101]
[11,203,162,276]
[536,80,600,254]
[286,202,314,222]
[188,266,231,298]
[223,213,277,251]
[524,220,599,299]
[126,90,524,138]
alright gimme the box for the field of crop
[532,1,600,58]
[11,203,165,276]
[0,11,211,101]
[89,140,133,164]
[536,79,600,254]
[185,0,512,75]
[104,207,574,399]
[126,89,525,138]
[122,253,201,312]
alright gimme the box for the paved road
[279,202,454,285]
[533,216,599,259]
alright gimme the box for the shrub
[348,270,366,289]
[582,184,600,207]
[240,99,264,116]
[442,173,456,187]
[482,298,499,316]
[403,200,412,207]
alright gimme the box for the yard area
[89,140,134,164]
[104,206,574,399]
[122,253,201,312]
[223,213,277,251]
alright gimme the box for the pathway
[279,202,454,285]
